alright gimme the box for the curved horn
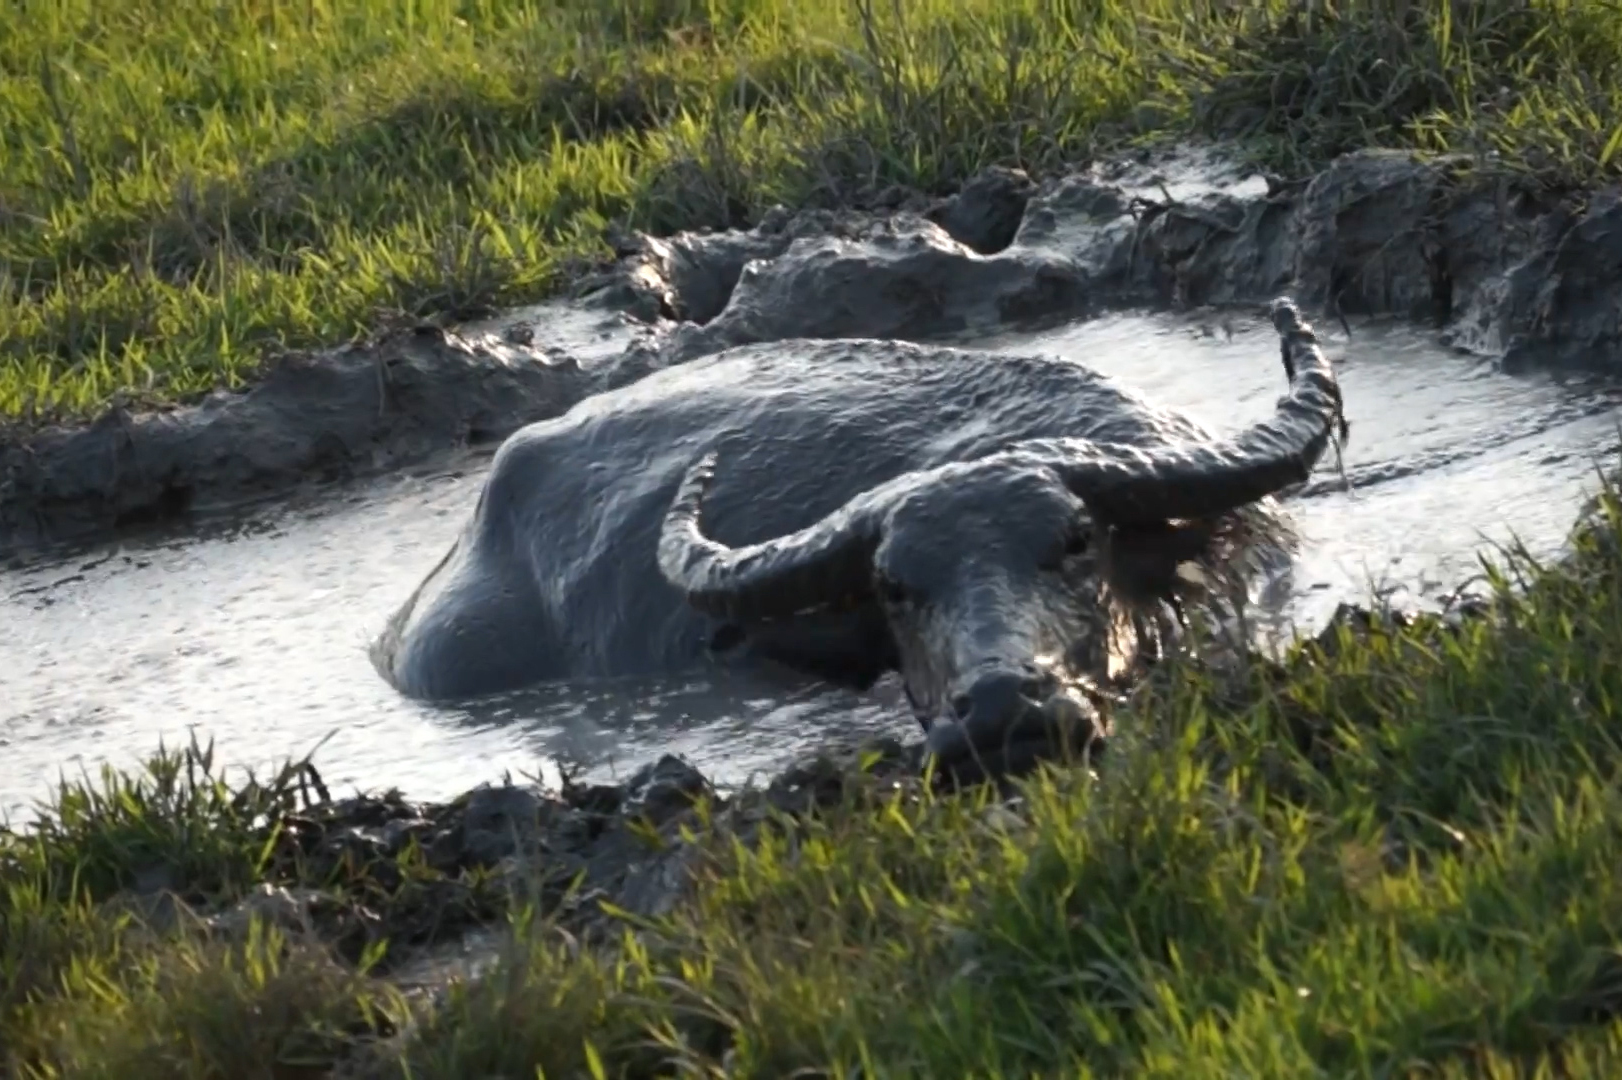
[658,452,886,620]
[1031,297,1344,525]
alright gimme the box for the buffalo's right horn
[657,452,887,621]
[1032,297,1344,524]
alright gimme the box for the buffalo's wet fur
[366,538,460,697]
[372,295,1341,783]
[656,297,1338,779]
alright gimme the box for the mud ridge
[0,326,601,557]
[599,148,1622,376]
[8,144,1622,555]
[101,736,932,998]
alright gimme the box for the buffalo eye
[708,623,746,653]
[1040,526,1090,571]
[876,575,909,605]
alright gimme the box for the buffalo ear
[1064,520,1093,556]
[708,623,748,654]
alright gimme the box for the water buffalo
[373,298,1343,780]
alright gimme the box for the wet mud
[0,313,646,556]
[107,737,929,994]
[7,143,1622,555]
[593,146,1622,376]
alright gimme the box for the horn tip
[679,450,721,493]
[1268,296,1307,335]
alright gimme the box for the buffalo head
[657,299,1344,782]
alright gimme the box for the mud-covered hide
[371,335,1299,701]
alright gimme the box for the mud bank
[112,736,929,990]
[6,143,1622,554]
[0,326,609,556]
[124,594,1481,992]
[598,147,1622,373]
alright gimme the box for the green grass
[8,488,1622,1078]
[4,0,1622,420]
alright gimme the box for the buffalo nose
[950,669,1052,723]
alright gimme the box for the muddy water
[2,312,1617,822]
[0,468,915,823]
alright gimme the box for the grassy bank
[4,0,1622,420]
[10,5,1622,1070]
[5,486,1622,1077]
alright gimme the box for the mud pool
[3,310,1618,822]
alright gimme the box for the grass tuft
[16,922,399,1080]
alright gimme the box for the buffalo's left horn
[1031,297,1343,524]
[657,452,888,620]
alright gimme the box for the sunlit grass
[4,0,1622,420]
[8,490,1622,1077]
